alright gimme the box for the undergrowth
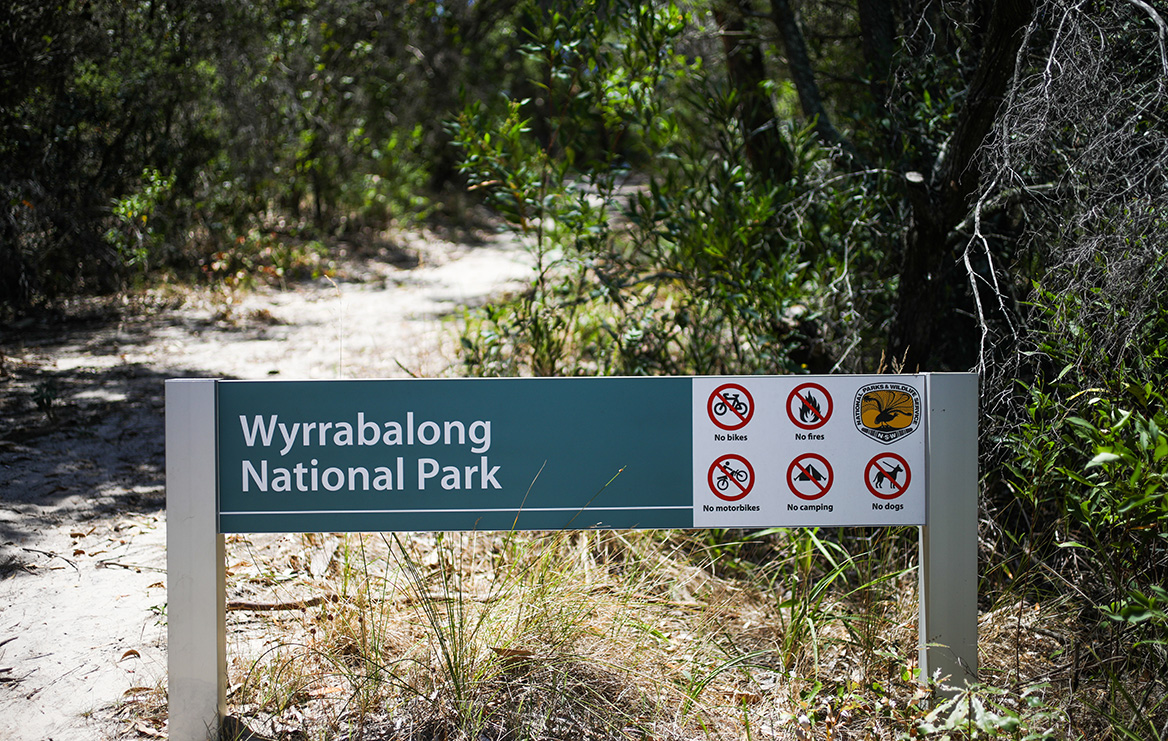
[206,526,1117,740]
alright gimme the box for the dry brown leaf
[134,720,166,738]
[308,686,344,698]
[491,646,537,669]
[120,649,141,661]
[123,686,154,697]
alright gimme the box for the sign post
[165,380,225,741]
[165,373,977,739]
[920,373,979,685]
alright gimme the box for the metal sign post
[165,373,977,739]
[165,380,225,741]
[920,373,979,685]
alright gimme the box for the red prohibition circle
[865,453,911,500]
[787,383,833,430]
[708,454,755,501]
[787,453,834,500]
[708,383,755,431]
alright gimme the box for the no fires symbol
[865,453,911,499]
[787,382,832,430]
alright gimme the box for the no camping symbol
[708,454,755,502]
[708,384,755,431]
[865,453,911,500]
[787,453,833,501]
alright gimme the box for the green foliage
[104,169,176,277]
[993,273,1168,739]
[917,683,1064,740]
[202,230,335,290]
[0,0,535,312]
[31,378,60,421]
[454,2,896,378]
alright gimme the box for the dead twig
[21,548,78,572]
[96,560,167,573]
[226,593,339,612]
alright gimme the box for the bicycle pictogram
[707,384,755,430]
[715,463,749,491]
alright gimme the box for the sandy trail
[0,232,532,740]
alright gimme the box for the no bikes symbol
[708,384,754,430]
[708,454,755,502]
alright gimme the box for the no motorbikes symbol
[787,453,833,500]
[708,384,754,430]
[708,454,755,501]
[866,453,911,499]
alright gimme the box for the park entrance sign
[217,376,927,532]
[167,374,977,740]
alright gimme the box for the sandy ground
[0,230,533,740]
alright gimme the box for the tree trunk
[770,0,849,152]
[889,0,1034,370]
[857,0,894,104]
[714,0,792,185]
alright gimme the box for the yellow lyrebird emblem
[853,383,921,444]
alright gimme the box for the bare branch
[1127,0,1168,76]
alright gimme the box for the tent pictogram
[786,453,834,500]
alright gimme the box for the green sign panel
[217,378,694,532]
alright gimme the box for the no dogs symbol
[865,453,911,500]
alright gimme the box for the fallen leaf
[308,685,344,698]
[147,581,164,589]
[120,649,141,661]
[491,646,536,670]
[123,686,154,696]
[134,720,166,738]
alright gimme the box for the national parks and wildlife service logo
[854,382,921,444]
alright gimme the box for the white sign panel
[692,376,926,527]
